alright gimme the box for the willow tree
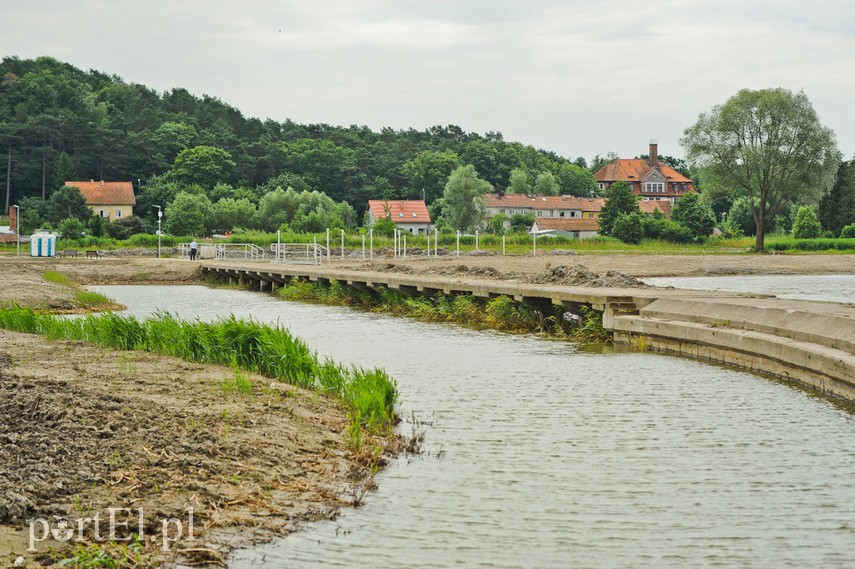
[681,88,839,250]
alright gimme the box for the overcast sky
[3,1,854,162]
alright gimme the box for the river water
[92,284,855,568]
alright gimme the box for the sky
[3,0,854,162]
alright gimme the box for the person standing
[189,240,198,261]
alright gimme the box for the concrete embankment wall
[607,297,855,406]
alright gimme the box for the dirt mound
[528,264,648,288]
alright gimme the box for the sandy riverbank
[0,258,397,567]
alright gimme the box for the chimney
[649,139,659,166]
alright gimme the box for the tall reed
[0,306,397,430]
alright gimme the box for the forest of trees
[0,56,596,233]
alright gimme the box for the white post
[456,230,460,257]
[362,234,366,259]
[13,205,20,257]
[313,236,317,265]
[533,232,537,257]
[475,230,479,252]
[434,228,438,257]
[403,233,407,258]
[427,231,431,257]
[370,228,374,260]
[393,230,397,259]
[502,234,506,256]
[326,228,330,264]
[341,229,345,260]
[277,229,281,263]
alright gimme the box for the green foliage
[611,212,644,244]
[169,145,236,189]
[725,196,757,236]
[104,215,146,240]
[840,223,855,238]
[165,191,212,236]
[556,162,598,197]
[0,306,398,431]
[792,205,821,239]
[48,185,91,224]
[682,87,840,250]
[671,193,716,240]
[572,306,611,343]
[641,215,694,244]
[257,187,354,233]
[208,197,257,233]
[509,212,535,233]
[400,149,459,203]
[533,171,560,196]
[371,216,397,237]
[440,165,491,231]
[599,181,639,236]
[88,213,106,237]
[818,159,855,235]
[57,217,86,239]
[506,168,532,195]
[487,213,508,234]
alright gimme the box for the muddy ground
[0,258,396,567]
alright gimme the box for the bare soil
[0,258,396,567]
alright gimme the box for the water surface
[645,274,855,304]
[94,285,855,568]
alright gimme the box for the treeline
[0,56,598,228]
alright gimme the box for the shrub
[792,205,821,239]
[611,212,644,244]
[840,223,855,238]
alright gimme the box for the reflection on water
[645,274,855,304]
[94,285,855,569]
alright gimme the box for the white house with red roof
[593,142,695,204]
[66,180,136,221]
[366,200,431,235]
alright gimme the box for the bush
[840,223,855,238]
[792,205,821,239]
[57,217,86,240]
[671,193,716,240]
[611,212,644,244]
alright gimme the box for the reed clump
[275,279,608,339]
[0,306,398,431]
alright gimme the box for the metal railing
[179,243,266,261]
[270,242,329,265]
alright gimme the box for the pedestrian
[189,239,198,261]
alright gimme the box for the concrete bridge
[200,260,855,407]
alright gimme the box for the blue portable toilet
[30,233,57,257]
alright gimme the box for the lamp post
[153,205,162,259]
[12,204,20,256]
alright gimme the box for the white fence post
[533,232,537,257]
[341,229,345,260]
[475,230,479,252]
[435,228,438,256]
[370,228,374,260]
[456,230,460,257]
[503,234,506,256]
[403,233,407,258]
[362,234,366,259]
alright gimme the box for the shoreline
[0,257,400,567]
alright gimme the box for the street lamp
[12,204,20,257]
[153,205,162,259]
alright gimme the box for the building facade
[366,200,432,235]
[481,194,605,222]
[593,143,694,204]
[66,180,135,221]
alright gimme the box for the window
[537,211,543,217]
[115,209,122,218]
[588,213,594,219]
[99,209,105,217]
[645,182,664,193]
[559,211,565,217]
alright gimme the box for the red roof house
[66,180,136,221]
[367,200,432,235]
[593,142,694,204]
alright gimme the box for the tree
[818,159,855,235]
[671,193,716,240]
[725,196,757,236]
[589,152,618,173]
[57,217,86,240]
[440,165,491,232]
[533,171,560,196]
[792,205,821,239]
[611,212,644,244]
[556,163,597,197]
[509,212,535,233]
[169,145,235,189]
[599,181,639,236]
[165,191,212,236]
[47,185,91,224]
[487,213,508,234]
[506,168,531,195]
[208,197,257,233]
[105,215,147,240]
[400,149,459,203]
[682,88,840,250]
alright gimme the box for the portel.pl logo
[28,507,195,551]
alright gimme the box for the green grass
[53,539,143,568]
[44,269,73,286]
[39,269,118,311]
[0,306,398,431]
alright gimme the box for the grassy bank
[277,279,611,343]
[0,306,398,433]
